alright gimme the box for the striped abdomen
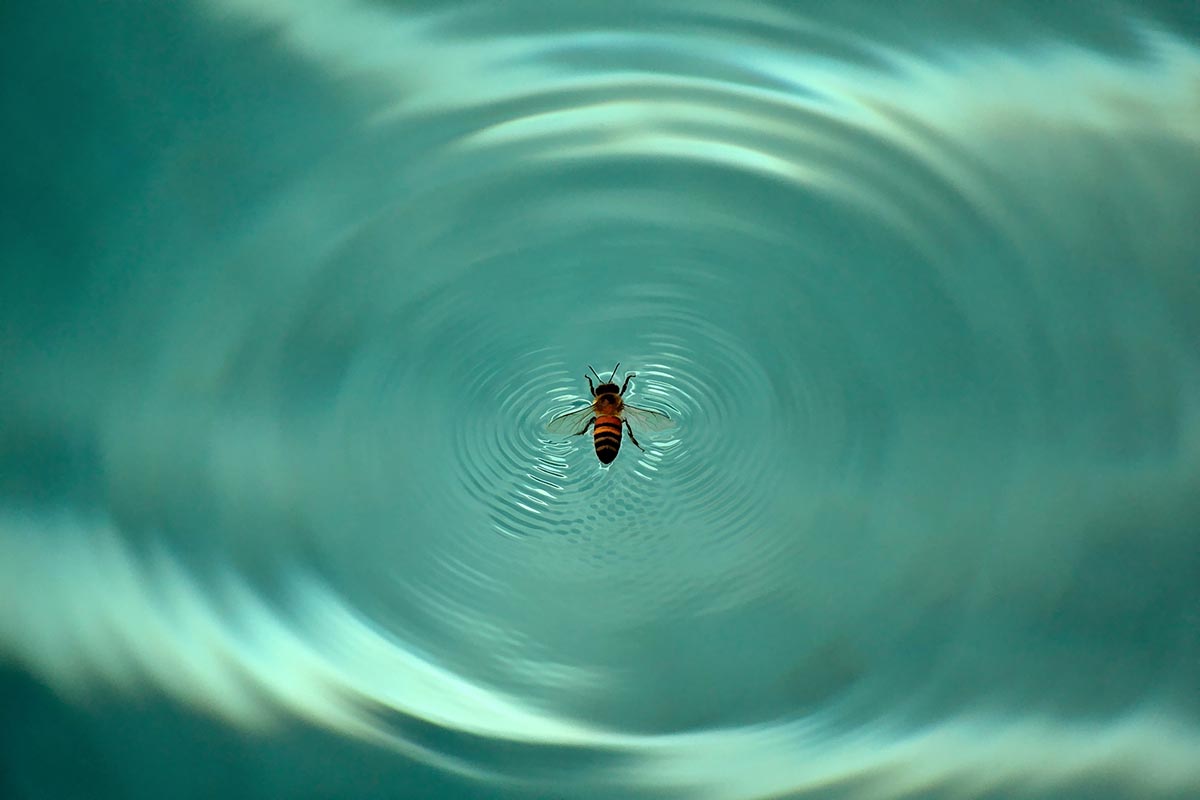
[593,415,623,464]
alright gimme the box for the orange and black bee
[547,364,675,464]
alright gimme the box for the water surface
[2,2,1199,798]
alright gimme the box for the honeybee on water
[546,363,675,464]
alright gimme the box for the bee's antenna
[588,365,604,383]
[609,362,620,382]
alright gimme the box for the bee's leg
[624,420,644,451]
[574,417,595,436]
[620,372,636,394]
[585,375,596,396]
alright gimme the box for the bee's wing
[622,404,676,432]
[546,406,595,435]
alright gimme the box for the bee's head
[588,363,623,395]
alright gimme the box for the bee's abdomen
[593,415,622,464]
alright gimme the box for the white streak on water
[3,511,1200,797]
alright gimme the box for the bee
[546,363,675,464]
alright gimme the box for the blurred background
[2,1,1199,798]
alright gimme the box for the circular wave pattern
[200,0,1200,741]
[4,1,1200,798]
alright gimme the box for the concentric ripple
[3,1,1200,799]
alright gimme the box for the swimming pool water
[2,2,1199,798]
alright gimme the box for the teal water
[2,2,1199,799]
